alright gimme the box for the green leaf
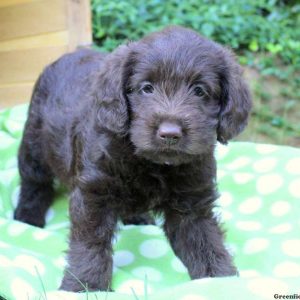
[266,43,283,54]
[249,40,259,52]
[201,23,214,37]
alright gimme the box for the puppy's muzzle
[157,121,182,146]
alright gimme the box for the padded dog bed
[0,105,299,300]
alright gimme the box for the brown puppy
[14,26,251,291]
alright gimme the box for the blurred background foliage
[91,0,300,146]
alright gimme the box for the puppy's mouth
[136,149,194,166]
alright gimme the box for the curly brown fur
[14,26,251,292]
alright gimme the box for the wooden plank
[67,0,92,50]
[0,46,67,84]
[0,82,34,108]
[0,31,69,52]
[0,0,67,41]
[0,0,92,109]
[0,0,38,8]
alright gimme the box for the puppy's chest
[115,162,170,212]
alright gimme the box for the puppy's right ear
[94,45,134,136]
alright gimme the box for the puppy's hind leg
[14,123,54,228]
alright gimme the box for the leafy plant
[91,0,300,67]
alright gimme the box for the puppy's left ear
[217,49,252,144]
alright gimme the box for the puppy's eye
[141,84,154,94]
[126,87,133,94]
[194,86,205,97]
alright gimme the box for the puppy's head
[98,26,252,165]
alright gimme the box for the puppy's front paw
[60,276,86,293]
[60,273,111,292]
[191,260,238,279]
[208,263,238,278]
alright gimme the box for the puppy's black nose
[157,122,182,145]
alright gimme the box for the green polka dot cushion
[0,105,299,300]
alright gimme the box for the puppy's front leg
[60,187,117,292]
[164,208,237,279]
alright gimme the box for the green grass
[32,267,149,300]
